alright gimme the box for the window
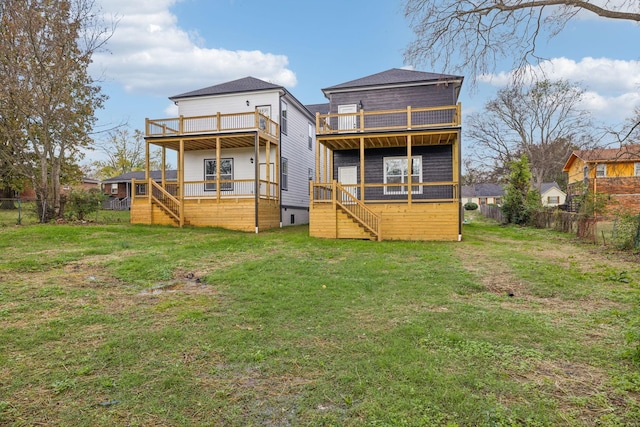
[547,196,560,204]
[111,183,118,194]
[383,156,422,195]
[204,158,233,191]
[583,166,588,179]
[635,162,640,176]
[479,197,488,205]
[494,197,502,205]
[596,163,606,177]
[281,158,288,191]
[281,101,288,135]
[135,183,147,195]
[308,123,313,150]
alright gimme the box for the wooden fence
[479,205,596,241]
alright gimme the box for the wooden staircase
[334,183,381,241]
[150,180,185,227]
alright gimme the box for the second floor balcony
[315,104,461,136]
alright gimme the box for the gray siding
[329,84,459,113]
[333,145,454,200]
[280,94,315,223]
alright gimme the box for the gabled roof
[305,103,330,116]
[102,170,177,183]
[461,183,504,198]
[540,181,565,196]
[322,68,463,96]
[170,77,284,100]
[563,145,640,171]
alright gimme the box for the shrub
[464,202,478,211]
[65,189,106,221]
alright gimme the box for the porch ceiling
[146,132,278,152]
[318,129,459,151]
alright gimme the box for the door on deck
[338,165,358,202]
[338,104,357,131]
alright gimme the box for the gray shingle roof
[102,170,177,183]
[322,68,463,93]
[170,77,283,100]
[305,103,330,116]
[461,183,504,198]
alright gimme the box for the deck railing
[334,183,380,240]
[316,104,461,135]
[133,178,279,201]
[311,182,458,204]
[146,111,279,139]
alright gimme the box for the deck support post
[179,139,185,227]
[254,132,259,233]
[359,137,365,202]
[407,134,412,205]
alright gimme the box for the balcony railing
[316,104,461,135]
[311,181,458,204]
[132,178,278,200]
[146,111,279,139]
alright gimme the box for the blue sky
[89,0,640,163]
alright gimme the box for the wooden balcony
[147,111,279,138]
[315,104,461,151]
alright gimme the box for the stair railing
[334,182,381,240]
[150,179,183,226]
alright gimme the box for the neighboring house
[540,182,566,207]
[18,177,100,200]
[563,145,640,213]
[130,77,316,231]
[309,68,464,241]
[461,182,565,207]
[102,170,177,210]
[461,183,504,206]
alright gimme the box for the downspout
[278,92,284,228]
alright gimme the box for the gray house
[309,68,464,241]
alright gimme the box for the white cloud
[91,0,297,97]
[478,57,640,122]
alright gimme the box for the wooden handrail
[334,182,381,240]
[150,180,182,225]
[316,105,460,135]
[146,111,279,139]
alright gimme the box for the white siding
[280,94,315,225]
[174,87,315,226]
[177,91,280,119]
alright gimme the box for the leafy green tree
[0,0,110,222]
[502,156,540,225]
[65,188,106,221]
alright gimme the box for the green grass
[1,218,640,426]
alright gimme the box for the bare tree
[92,128,168,179]
[467,80,594,190]
[0,0,110,221]
[404,0,640,83]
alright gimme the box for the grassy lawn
[1,214,640,426]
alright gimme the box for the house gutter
[279,91,284,228]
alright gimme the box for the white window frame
[635,162,640,176]
[308,123,313,150]
[281,158,288,191]
[111,183,118,194]
[204,158,233,191]
[281,101,288,135]
[596,163,606,178]
[383,156,422,195]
